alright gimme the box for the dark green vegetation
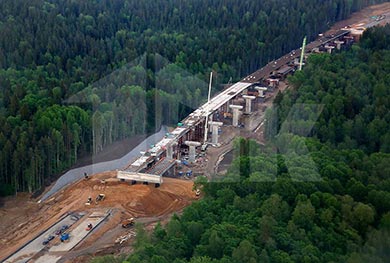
[0,0,386,195]
[92,27,390,263]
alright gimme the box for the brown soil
[328,2,390,32]
[0,173,195,261]
[1,2,390,262]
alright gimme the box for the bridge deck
[118,28,355,184]
[118,171,162,184]
[146,158,176,176]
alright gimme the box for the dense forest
[0,0,387,195]
[91,26,390,263]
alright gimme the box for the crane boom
[299,36,306,71]
[203,72,213,144]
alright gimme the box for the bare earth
[0,174,195,262]
[1,2,390,262]
[328,2,390,32]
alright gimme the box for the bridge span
[117,24,373,185]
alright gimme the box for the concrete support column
[185,141,201,162]
[229,105,243,127]
[255,87,267,103]
[167,142,177,159]
[325,45,335,54]
[167,144,172,159]
[267,78,279,91]
[243,95,256,114]
[334,40,344,50]
[209,121,223,145]
[255,87,267,97]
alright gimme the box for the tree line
[0,0,387,195]
[91,25,390,263]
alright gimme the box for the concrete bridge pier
[255,87,267,103]
[229,105,243,127]
[334,40,344,50]
[209,121,223,145]
[185,141,201,162]
[166,142,177,159]
[208,114,213,132]
[243,95,256,114]
[325,45,335,54]
[267,78,279,92]
[268,78,279,89]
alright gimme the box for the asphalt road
[40,126,168,202]
[4,213,82,263]
[50,212,109,252]
[241,29,350,84]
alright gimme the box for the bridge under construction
[117,20,381,186]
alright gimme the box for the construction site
[1,173,197,263]
[1,3,390,262]
[116,5,390,187]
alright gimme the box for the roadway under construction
[2,5,390,262]
[117,16,387,185]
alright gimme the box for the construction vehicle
[55,225,69,235]
[42,235,54,245]
[85,196,92,206]
[96,194,105,202]
[60,233,70,242]
[86,223,93,231]
[121,218,135,228]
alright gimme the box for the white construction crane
[299,36,306,71]
[203,72,213,145]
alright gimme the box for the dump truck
[122,218,135,228]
